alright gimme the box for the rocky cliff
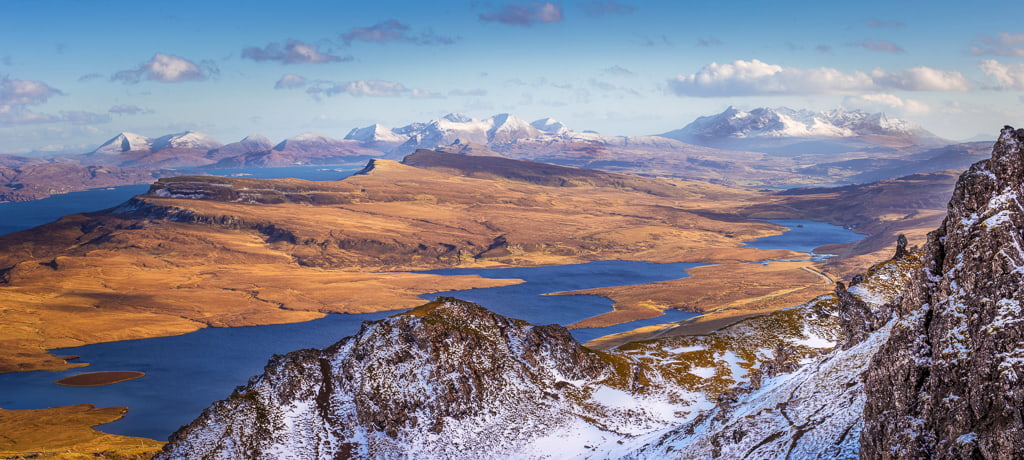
[860,126,1024,458]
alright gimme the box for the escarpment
[861,127,1024,458]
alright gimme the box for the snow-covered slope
[151,131,223,152]
[661,107,930,142]
[207,134,274,160]
[343,124,409,145]
[157,292,847,459]
[92,132,153,155]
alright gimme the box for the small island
[55,371,146,387]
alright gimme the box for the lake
[0,174,863,441]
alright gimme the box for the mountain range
[0,108,992,203]
[660,106,947,154]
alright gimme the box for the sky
[2,0,1023,154]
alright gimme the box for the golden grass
[0,405,164,459]
[564,261,832,333]
[0,160,787,373]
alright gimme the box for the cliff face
[861,127,1024,458]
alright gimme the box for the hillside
[0,163,172,202]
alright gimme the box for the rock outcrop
[861,127,1024,458]
[157,299,621,459]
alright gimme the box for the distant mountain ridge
[14,107,974,191]
[662,106,933,141]
[660,106,947,155]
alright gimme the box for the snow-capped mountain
[151,131,223,152]
[531,117,571,135]
[92,132,154,155]
[206,134,274,160]
[346,113,546,154]
[659,107,942,153]
[343,124,409,145]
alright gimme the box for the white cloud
[1,77,62,106]
[844,93,931,115]
[242,40,350,64]
[979,59,1024,89]
[478,2,563,26]
[341,20,457,45]
[306,79,442,99]
[668,59,873,96]
[970,32,1024,57]
[850,39,905,53]
[113,53,216,83]
[667,59,969,97]
[869,67,969,91]
[0,77,65,125]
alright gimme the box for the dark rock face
[862,127,1024,458]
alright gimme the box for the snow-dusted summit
[662,106,930,142]
[343,124,409,145]
[92,132,153,155]
[151,131,223,152]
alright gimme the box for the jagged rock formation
[156,299,631,459]
[860,126,1024,458]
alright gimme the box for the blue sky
[2,0,1022,154]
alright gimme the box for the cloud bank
[242,40,351,64]
[113,53,216,83]
[479,2,563,26]
[667,59,970,97]
[341,20,456,45]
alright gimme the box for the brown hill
[0,163,171,202]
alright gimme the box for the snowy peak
[273,132,333,151]
[92,132,153,155]
[530,117,570,135]
[206,134,273,159]
[487,113,543,143]
[662,106,929,142]
[238,134,272,146]
[442,112,474,123]
[344,124,409,144]
[151,131,223,152]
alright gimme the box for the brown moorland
[0,153,802,375]
[0,404,164,459]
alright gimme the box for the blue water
[419,260,706,344]
[0,184,864,442]
[0,185,152,236]
[744,219,863,255]
[0,311,394,440]
[0,165,363,237]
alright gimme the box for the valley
[0,145,961,457]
